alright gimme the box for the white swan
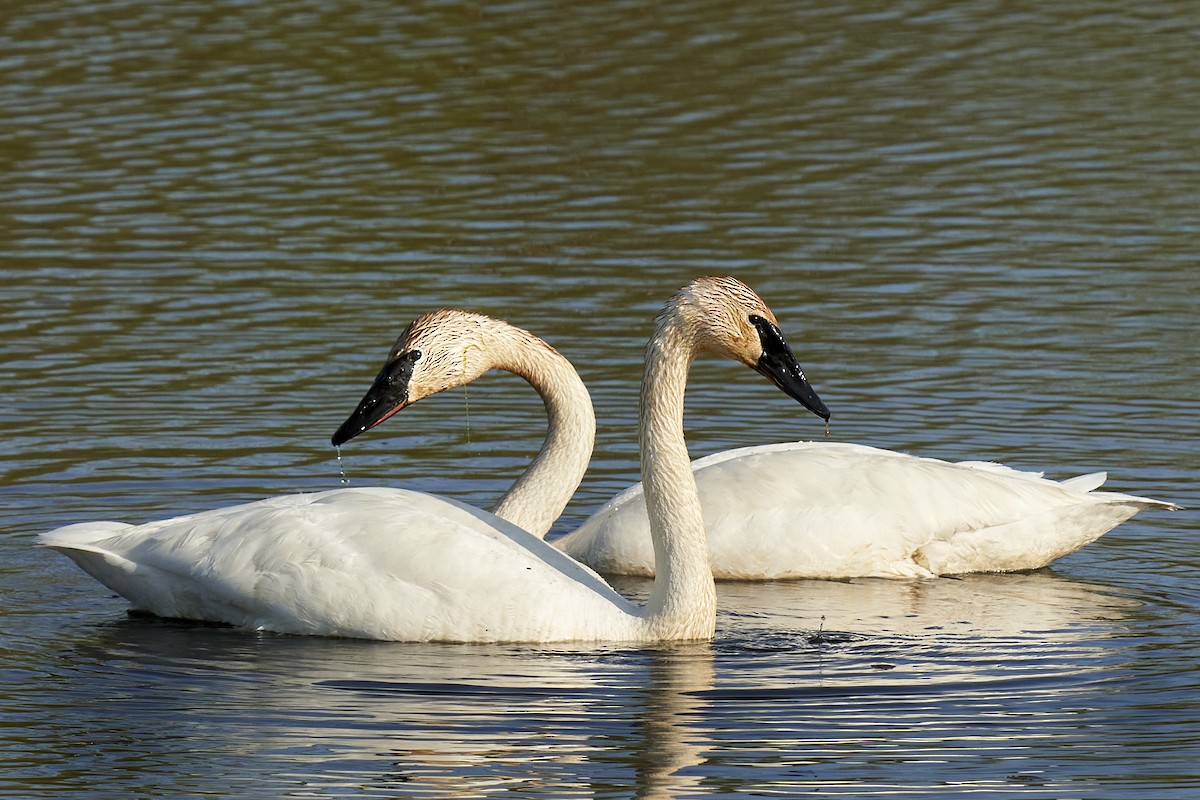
[41,277,828,642]
[40,308,591,639]
[554,441,1178,579]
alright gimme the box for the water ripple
[3,0,1198,797]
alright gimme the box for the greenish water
[2,0,1197,797]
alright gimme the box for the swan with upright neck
[548,327,1176,579]
[385,297,1172,581]
[41,278,828,641]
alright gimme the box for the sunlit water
[2,0,1197,797]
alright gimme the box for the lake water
[1,0,1197,797]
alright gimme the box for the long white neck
[637,310,717,640]
[488,329,595,538]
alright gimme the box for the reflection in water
[56,625,717,799]
[25,571,1139,798]
[3,548,1188,798]
[715,570,1138,639]
[323,646,716,800]
[634,647,713,800]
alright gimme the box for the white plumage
[554,440,1178,580]
[43,488,634,641]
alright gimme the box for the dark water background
[2,1,1197,797]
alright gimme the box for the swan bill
[331,351,420,446]
[750,315,831,421]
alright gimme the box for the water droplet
[462,385,471,445]
[335,446,350,485]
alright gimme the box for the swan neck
[488,329,595,538]
[638,314,716,640]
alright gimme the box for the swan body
[43,487,637,641]
[43,309,606,642]
[43,278,829,642]
[554,440,1179,580]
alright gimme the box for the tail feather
[1087,491,1181,511]
[1060,472,1108,493]
[1053,472,1180,510]
[40,521,133,549]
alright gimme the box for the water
[1,0,1197,796]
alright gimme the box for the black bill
[749,314,831,421]
[331,351,421,446]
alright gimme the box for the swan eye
[409,350,422,362]
[748,314,764,326]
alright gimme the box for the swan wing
[556,441,1176,579]
[43,487,637,642]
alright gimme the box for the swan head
[671,276,831,421]
[331,309,508,446]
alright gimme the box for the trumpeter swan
[554,441,1178,579]
[545,294,1177,578]
[41,277,829,641]
[290,291,1175,581]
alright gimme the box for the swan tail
[1053,472,1179,510]
[40,522,192,616]
[929,464,1177,513]
[1083,491,1181,512]
[42,523,142,582]
[1048,471,1179,510]
[40,520,135,549]
[914,490,1179,576]
[1059,472,1108,493]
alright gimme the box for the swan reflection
[67,624,716,798]
[47,569,1135,798]
[715,569,1138,638]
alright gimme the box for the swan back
[43,487,637,641]
[558,440,1178,579]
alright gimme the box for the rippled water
[2,0,1198,797]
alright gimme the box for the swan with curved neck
[42,277,827,642]
[330,308,596,537]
